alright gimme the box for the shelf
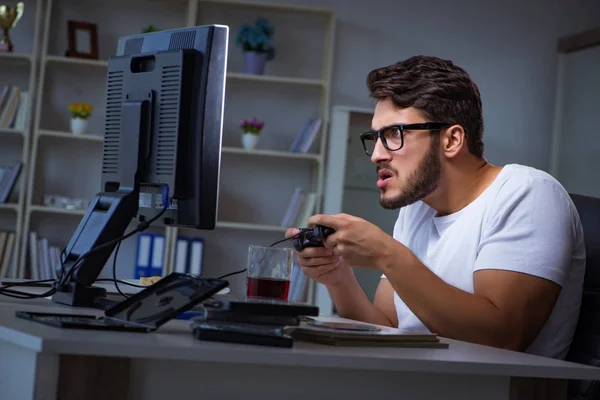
[29,205,287,233]
[227,72,324,87]
[42,56,324,87]
[37,129,103,142]
[0,203,19,212]
[0,128,25,138]
[198,0,333,15]
[29,205,85,217]
[0,52,32,63]
[45,56,325,87]
[222,146,321,161]
[216,221,288,232]
[45,55,108,68]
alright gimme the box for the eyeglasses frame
[359,122,452,156]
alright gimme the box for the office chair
[565,193,600,400]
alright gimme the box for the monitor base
[52,283,107,308]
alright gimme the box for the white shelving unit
[318,105,401,314]
[11,0,335,305]
[0,0,44,278]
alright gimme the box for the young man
[286,55,586,360]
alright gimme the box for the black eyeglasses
[359,122,452,156]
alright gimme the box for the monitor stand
[50,190,140,308]
[51,94,152,308]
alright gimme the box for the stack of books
[27,231,62,280]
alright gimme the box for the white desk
[1,294,600,400]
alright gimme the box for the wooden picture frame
[66,20,99,60]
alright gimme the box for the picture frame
[66,20,99,60]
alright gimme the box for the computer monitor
[51,24,229,308]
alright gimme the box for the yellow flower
[69,103,93,119]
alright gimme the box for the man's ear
[441,125,467,158]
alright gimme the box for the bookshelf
[0,0,44,279]
[317,105,401,314]
[7,0,335,305]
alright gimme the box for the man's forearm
[381,244,516,349]
[327,268,394,327]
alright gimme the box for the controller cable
[215,230,304,280]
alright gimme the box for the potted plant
[68,103,93,135]
[240,118,264,150]
[235,17,275,75]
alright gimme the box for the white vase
[241,133,259,150]
[70,117,88,135]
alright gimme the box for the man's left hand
[307,213,401,270]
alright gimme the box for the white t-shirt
[383,164,586,359]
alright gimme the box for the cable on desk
[0,279,56,299]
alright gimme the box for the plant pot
[70,117,88,135]
[241,133,259,150]
[243,51,267,75]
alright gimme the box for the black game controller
[291,225,336,251]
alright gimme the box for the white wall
[554,45,600,197]
[270,0,600,171]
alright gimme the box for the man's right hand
[285,228,397,328]
[285,228,349,287]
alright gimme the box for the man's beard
[379,136,441,210]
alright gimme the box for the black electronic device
[291,225,336,251]
[198,306,304,327]
[16,273,228,332]
[189,297,317,347]
[190,319,294,348]
[206,296,320,317]
[51,24,228,308]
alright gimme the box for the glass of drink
[246,245,294,301]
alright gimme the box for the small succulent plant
[240,118,264,135]
[235,18,275,61]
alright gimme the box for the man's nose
[370,138,392,164]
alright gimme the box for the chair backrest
[566,193,600,399]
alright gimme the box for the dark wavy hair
[366,55,484,158]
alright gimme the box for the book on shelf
[281,187,318,228]
[0,230,16,279]
[0,160,22,203]
[0,85,27,130]
[288,117,322,153]
[135,233,204,278]
[27,231,61,280]
[173,236,204,277]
